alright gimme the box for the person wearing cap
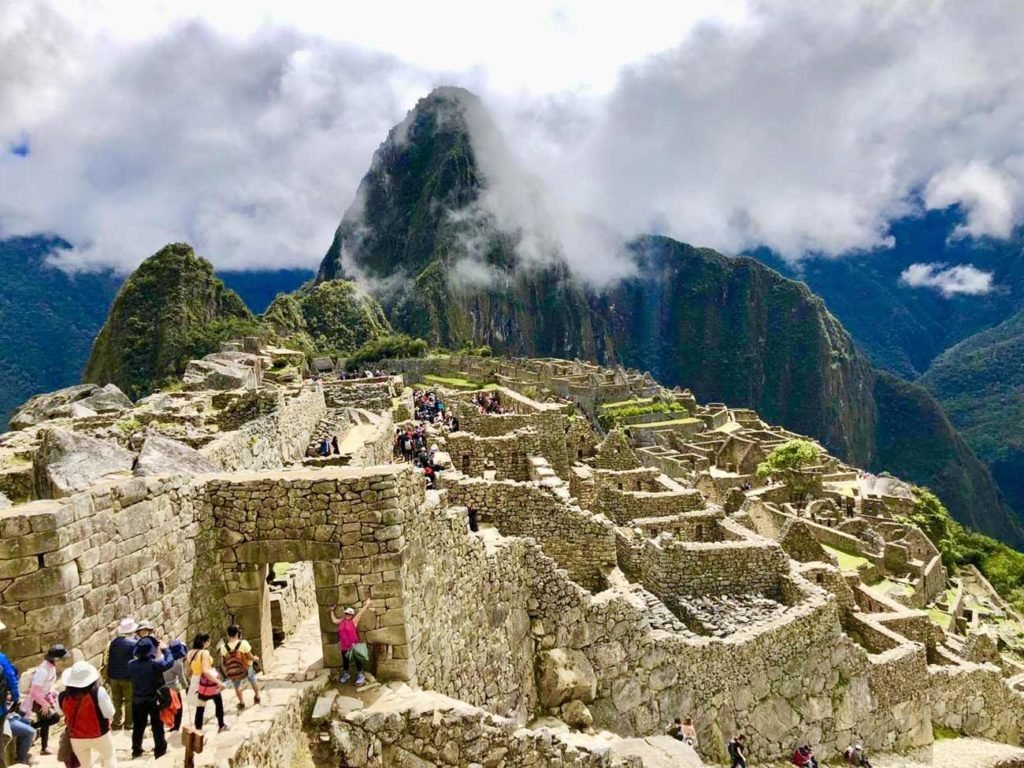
[329,599,372,686]
[1,618,37,766]
[215,626,261,711]
[105,618,137,730]
[128,639,172,759]
[58,661,116,768]
[20,644,67,755]
[160,641,188,732]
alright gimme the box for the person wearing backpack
[216,626,261,711]
[20,645,67,756]
[58,662,116,768]
[127,638,173,759]
[1,619,37,767]
[330,598,372,686]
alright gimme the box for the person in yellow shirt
[216,625,261,710]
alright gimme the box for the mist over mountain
[317,86,1021,544]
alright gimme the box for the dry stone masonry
[5,346,1024,766]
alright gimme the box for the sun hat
[45,644,68,662]
[168,640,188,660]
[117,618,138,635]
[62,661,100,688]
[136,620,154,631]
[344,607,355,615]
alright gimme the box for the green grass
[933,724,959,741]
[868,578,916,599]
[928,608,951,628]
[632,417,702,429]
[599,397,654,411]
[821,544,870,572]
[421,374,485,390]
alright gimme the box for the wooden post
[182,726,204,768]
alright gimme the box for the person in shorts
[217,626,261,710]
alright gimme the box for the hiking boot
[237,702,245,711]
[355,673,365,686]
[339,672,351,684]
[218,724,231,733]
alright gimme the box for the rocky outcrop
[9,383,131,430]
[32,428,134,498]
[182,354,258,391]
[134,432,216,477]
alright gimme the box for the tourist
[58,661,117,768]
[331,435,341,455]
[330,599,373,686]
[0,619,36,767]
[106,618,138,730]
[680,717,697,747]
[216,626,261,710]
[727,734,747,768]
[318,437,330,457]
[20,644,67,755]
[186,634,228,733]
[792,744,818,767]
[667,717,684,740]
[128,638,173,759]
[844,743,871,767]
[135,621,155,648]
[160,641,189,733]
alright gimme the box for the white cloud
[924,161,1019,239]
[899,263,995,297]
[1,0,1024,280]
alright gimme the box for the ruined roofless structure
[3,342,1024,767]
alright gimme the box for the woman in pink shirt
[22,644,67,755]
[330,598,372,685]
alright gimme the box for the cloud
[924,161,1019,239]
[899,262,995,297]
[2,0,1024,283]
[0,20,437,272]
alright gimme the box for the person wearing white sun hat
[58,662,117,767]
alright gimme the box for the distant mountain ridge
[317,86,1021,544]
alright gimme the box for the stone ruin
[3,345,1024,766]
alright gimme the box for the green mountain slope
[313,86,1019,543]
[84,243,257,398]
[0,237,122,425]
[921,309,1024,518]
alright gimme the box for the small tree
[756,439,821,500]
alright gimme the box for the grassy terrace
[821,543,870,572]
[420,374,485,390]
[599,397,654,411]
[633,417,703,429]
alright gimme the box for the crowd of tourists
[394,425,443,489]
[0,616,261,766]
[472,390,505,414]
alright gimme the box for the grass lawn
[821,544,870,572]
[868,578,916,599]
[420,374,484,390]
[599,397,654,411]
[928,608,952,628]
[634,417,703,429]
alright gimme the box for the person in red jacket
[793,744,819,768]
[58,662,116,768]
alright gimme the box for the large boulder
[182,355,258,391]
[536,648,597,708]
[33,428,135,498]
[134,433,217,477]
[77,383,133,414]
[10,384,100,430]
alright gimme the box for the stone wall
[455,408,572,478]
[270,561,318,640]
[594,485,705,525]
[204,466,422,675]
[402,495,537,721]
[444,429,539,481]
[442,476,616,592]
[930,663,1024,742]
[0,473,209,672]
[201,386,326,472]
[321,378,395,412]
[333,691,644,768]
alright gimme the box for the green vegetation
[902,488,1024,614]
[421,374,483,390]
[756,439,821,499]
[345,334,428,371]
[262,280,391,359]
[597,400,685,429]
[932,724,959,741]
[84,243,257,399]
[821,544,869,572]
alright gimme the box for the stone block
[4,561,80,601]
[536,649,597,708]
[365,625,408,646]
[375,658,412,682]
[0,556,39,580]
